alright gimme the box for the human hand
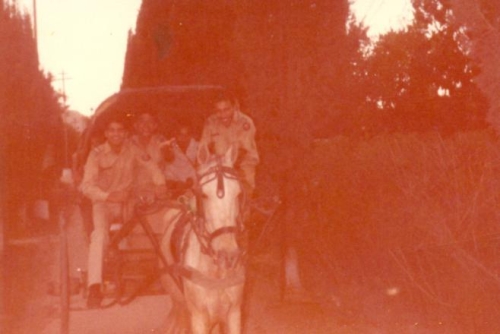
[160,138,176,147]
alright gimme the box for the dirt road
[4,233,350,334]
[37,268,344,334]
[5,243,459,334]
[3,224,474,334]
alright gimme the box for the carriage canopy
[74,85,225,171]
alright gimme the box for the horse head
[195,144,244,270]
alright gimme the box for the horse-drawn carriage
[62,85,262,333]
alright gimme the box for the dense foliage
[294,131,500,331]
[122,1,350,139]
[342,0,490,135]
[1,1,64,236]
[447,0,500,132]
[121,0,492,140]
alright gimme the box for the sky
[350,0,414,38]
[15,0,142,116]
[13,0,413,117]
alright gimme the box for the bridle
[190,155,246,258]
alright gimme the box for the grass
[288,129,500,332]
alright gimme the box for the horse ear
[224,144,238,166]
[197,143,210,165]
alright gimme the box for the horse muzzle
[215,249,243,271]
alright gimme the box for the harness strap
[171,212,193,264]
[166,264,245,290]
[208,226,240,245]
[135,201,191,292]
[197,166,240,186]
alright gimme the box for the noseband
[191,156,246,257]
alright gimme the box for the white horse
[160,145,246,334]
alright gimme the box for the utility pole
[32,0,39,62]
[53,71,72,167]
[53,69,72,334]
[54,70,70,104]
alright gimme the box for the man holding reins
[199,92,259,197]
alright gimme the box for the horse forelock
[196,152,234,176]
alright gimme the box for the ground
[3,222,476,334]
[3,186,498,334]
[4,231,347,334]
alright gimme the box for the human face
[134,113,157,139]
[104,122,127,149]
[214,100,235,127]
[176,126,192,149]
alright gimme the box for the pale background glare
[13,0,413,117]
[15,0,142,116]
[350,0,414,38]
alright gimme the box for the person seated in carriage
[80,113,167,308]
[163,123,199,198]
[199,91,260,197]
[129,110,169,203]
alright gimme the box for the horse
[159,145,246,334]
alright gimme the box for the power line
[32,0,38,62]
[53,71,72,104]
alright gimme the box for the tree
[1,2,64,237]
[347,0,488,134]
[446,0,500,133]
[122,0,353,136]
[122,0,242,90]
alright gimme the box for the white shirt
[164,138,198,182]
